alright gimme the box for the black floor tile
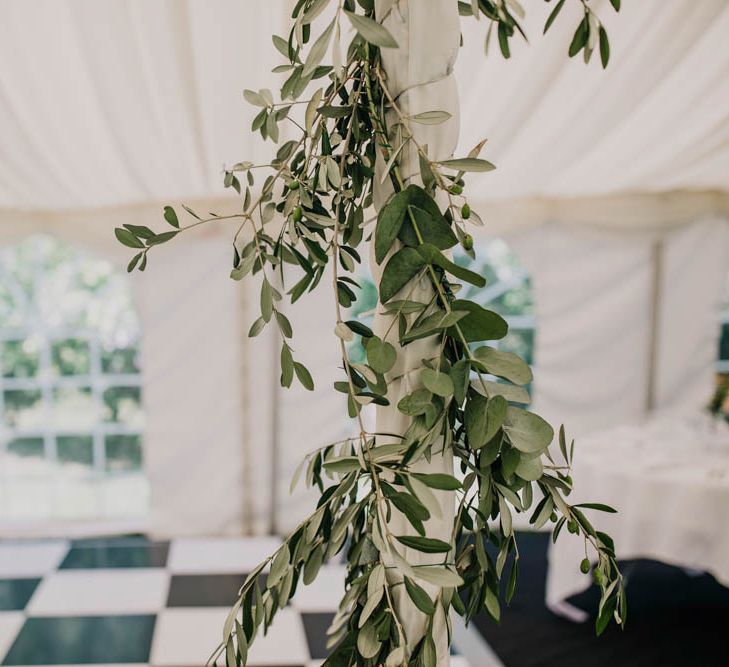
[473,531,729,667]
[0,578,40,611]
[60,541,169,569]
[2,615,156,665]
[166,573,248,607]
[301,612,334,660]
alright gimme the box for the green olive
[289,180,300,190]
[292,206,303,222]
[450,184,463,195]
[462,234,474,251]
[580,558,591,574]
[461,203,471,219]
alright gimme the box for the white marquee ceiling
[0,0,727,215]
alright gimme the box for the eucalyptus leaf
[449,299,508,342]
[515,453,544,481]
[411,472,462,491]
[379,246,425,303]
[399,205,457,251]
[421,368,454,397]
[366,337,397,374]
[473,346,533,385]
[503,407,554,453]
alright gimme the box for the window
[711,275,729,421]
[718,274,729,375]
[457,238,535,365]
[0,235,148,522]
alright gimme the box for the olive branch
[115,1,626,665]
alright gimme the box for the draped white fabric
[546,415,729,614]
[0,0,727,537]
[0,0,727,215]
[371,1,461,660]
[511,218,729,439]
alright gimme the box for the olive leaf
[344,11,398,48]
[404,577,435,615]
[303,19,335,76]
[374,188,410,264]
[395,535,452,553]
[438,157,496,172]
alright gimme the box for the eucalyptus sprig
[116,1,625,664]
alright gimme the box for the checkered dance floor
[0,536,474,667]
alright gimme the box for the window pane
[52,338,91,376]
[500,328,535,366]
[105,434,143,472]
[719,322,729,362]
[1,339,39,378]
[490,277,534,317]
[0,235,147,522]
[3,389,43,428]
[101,347,140,374]
[346,274,377,365]
[52,386,98,430]
[7,437,45,459]
[57,435,93,466]
[103,386,143,426]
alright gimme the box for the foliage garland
[116,1,626,665]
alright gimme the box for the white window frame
[0,237,147,533]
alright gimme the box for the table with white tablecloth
[546,414,729,621]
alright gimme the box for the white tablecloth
[546,414,729,619]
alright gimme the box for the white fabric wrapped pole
[371,1,460,662]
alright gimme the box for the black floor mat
[472,532,729,667]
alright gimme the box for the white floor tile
[245,607,310,666]
[150,607,228,666]
[167,537,281,574]
[151,607,309,666]
[27,569,169,616]
[0,612,25,663]
[0,540,68,577]
[292,564,348,612]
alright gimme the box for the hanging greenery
[116,1,625,664]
